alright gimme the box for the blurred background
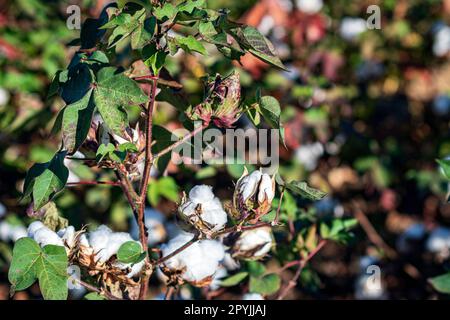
[0,0,450,300]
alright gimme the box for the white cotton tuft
[426,227,450,255]
[340,17,367,41]
[161,233,225,283]
[209,266,228,291]
[258,174,275,203]
[179,185,228,232]
[58,226,76,248]
[234,227,273,257]
[27,221,45,238]
[33,226,64,247]
[0,88,10,106]
[295,142,324,171]
[113,259,145,278]
[240,171,263,201]
[243,293,264,300]
[433,25,450,57]
[296,0,323,14]
[0,221,27,242]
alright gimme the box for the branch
[277,239,327,300]
[154,122,208,159]
[273,186,285,226]
[212,222,272,237]
[153,233,200,266]
[66,180,120,187]
[137,76,159,300]
[74,278,122,300]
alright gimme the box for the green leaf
[430,273,450,294]
[147,176,179,206]
[84,292,106,300]
[437,159,450,180]
[151,125,177,173]
[23,151,69,210]
[247,261,266,277]
[220,272,248,287]
[176,35,207,55]
[58,89,95,154]
[320,218,358,243]
[131,16,156,49]
[259,96,281,129]
[142,43,167,75]
[154,3,178,20]
[249,273,281,295]
[233,26,287,70]
[177,0,205,14]
[93,67,147,137]
[117,241,145,264]
[283,180,327,201]
[8,238,68,300]
[106,9,146,48]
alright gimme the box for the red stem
[66,180,120,186]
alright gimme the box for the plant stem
[212,222,272,237]
[66,180,120,187]
[154,233,200,266]
[273,186,285,226]
[154,122,208,159]
[277,239,327,300]
[74,278,122,300]
[137,76,158,300]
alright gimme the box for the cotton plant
[6,0,354,301]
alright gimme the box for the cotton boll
[33,227,64,247]
[79,234,90,247]
[58,226,76,248]
[426,227,450,257]
[297,0,323,14]
[433,25,450,57]
[27,221,45,238]
[0,88,10,106]
[295,142,324,171]
[258,174,275,204]
[161,234,225,285]
[113,259,145,278]
[97,232,135,263]
[10,225,27,242]
[0,203,6,218]
[189,185,215,203]
[179,185,228,234]
[232,227,273,259]
[0,221,27,242]
[340,18,367,41]
[240,171,263,201]
[223,252,240,271]
[243,293,264,300]
[209,266,228,291]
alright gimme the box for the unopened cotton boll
[296,0,323,14]
[233,169,275,222]
[295,142,324,171]
[178,185,228,235]
[243,293,264,300]
[231,227,273,260]
[340,17,367,41]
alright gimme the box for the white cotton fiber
[33,226,64,247]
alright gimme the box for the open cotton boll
[340,17,367,41]
[295,142,324,171]
[58,226,76,248]
[433,25,450,57]
[113,259,146,278]
[426,227,450,256]
[223,252,240,271]
[96,232,135,264]
[161,234,225,284]
[0,221,27,242]
[243,293,264,300]
[33,226,64,247]
[0,87,10,106]
[239,171,262,201]
[27,221,45,238]
[296,0,323,14]
[179,185,228,233]
[232,227,273,259]
[258,174,275,204]
[209,266,228,291]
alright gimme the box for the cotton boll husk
[27,221,45,238]
[243,293,264,300]
[33,226,64,247]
